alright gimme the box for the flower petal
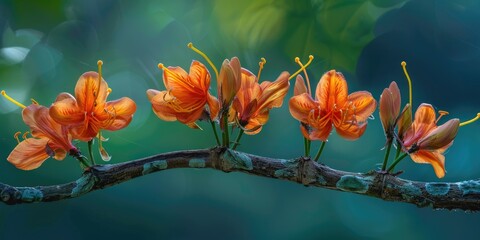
[75,71,109,111]
[335,122,367,140]
[103,97,137,131]
[49,92,85,126]
[294,75,308,96]
[316,70,348,111]
[418,118,459,150]
[404,104,437,146]
[308,118,333,141]
[289,93,317,123]
[347,91,376,122]
[257,71,290,111]
[149,90,178,121]
[7,138,50,170]
[188,60,211,90]
[410,150,446,178]
[206,93,220,120]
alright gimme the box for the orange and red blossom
[289,70,376,141]
[401,104,459,178]
[232,68,290,134]
[379,81,401,139]
[147,60,219,128]
[8,104,78,170]
[50,69,137,141]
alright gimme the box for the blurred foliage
[213,0,407,72]
[0,0,480,239]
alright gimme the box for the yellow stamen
[289,55,314,81]
[294,56,313,95]
[107,88,112,95]
[257,58,267,82]
[13,131,21,144]
[31,98,39,105]
[92,60,104,108]
[158,63,176,75]
[401,61,413,108]
[460,113,480,127]
[187,42,219,80]
[1,90,26,109]
[22,131,29,140]
[436,110,449,124]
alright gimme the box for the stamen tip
[158,63,164,69]
[294,57,300,63]
[187,42,193,48]
[1,90,5,95]
[438,110,449,115]
[309,55,314,60]
[97,60,103,66]
[401,61,406,67]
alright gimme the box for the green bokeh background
[1,0,480,239]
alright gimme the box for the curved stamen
[460,113,480,127]
[436,110,449,124]
[294,56,312,95]
[289,55,314,81]
[401,61,413,108]
[257,58,267,82]
[1,90,26,109]
[13,131,21,144]
[187,43,219,80]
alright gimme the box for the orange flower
[50,69,137,141]
[147,61,219,128]
[401,104,459,178]
[232,68,290,134]
[8,104,78,170]
[289,70,376,141]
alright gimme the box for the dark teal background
[1,0,479,239]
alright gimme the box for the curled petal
[7,138,50,170]
[103,97,137,131]
[347,91,376,122]
[410,150,446,178]
[289,93,318,123]
[335,122,367,140]
[149,90,178,121]
[49,92,85,126]
[317,70,348,111]
[257,71,290,111]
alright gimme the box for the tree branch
[1,147,479,211]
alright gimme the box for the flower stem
[303,137,311,157]
[88,139,96,165]
[232,129,244,150]
[210,120,220,146]
[313,141,326,162]
[387,152,409,173]
[222,116,230,147]
[381,139,393,171]
[394,140,402,160]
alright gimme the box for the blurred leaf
[0,26,43,65]
[214,0,409,72]
[4,0,66,31]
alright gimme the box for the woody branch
[1,147,479,211]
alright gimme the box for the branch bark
[1,147,479,211]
